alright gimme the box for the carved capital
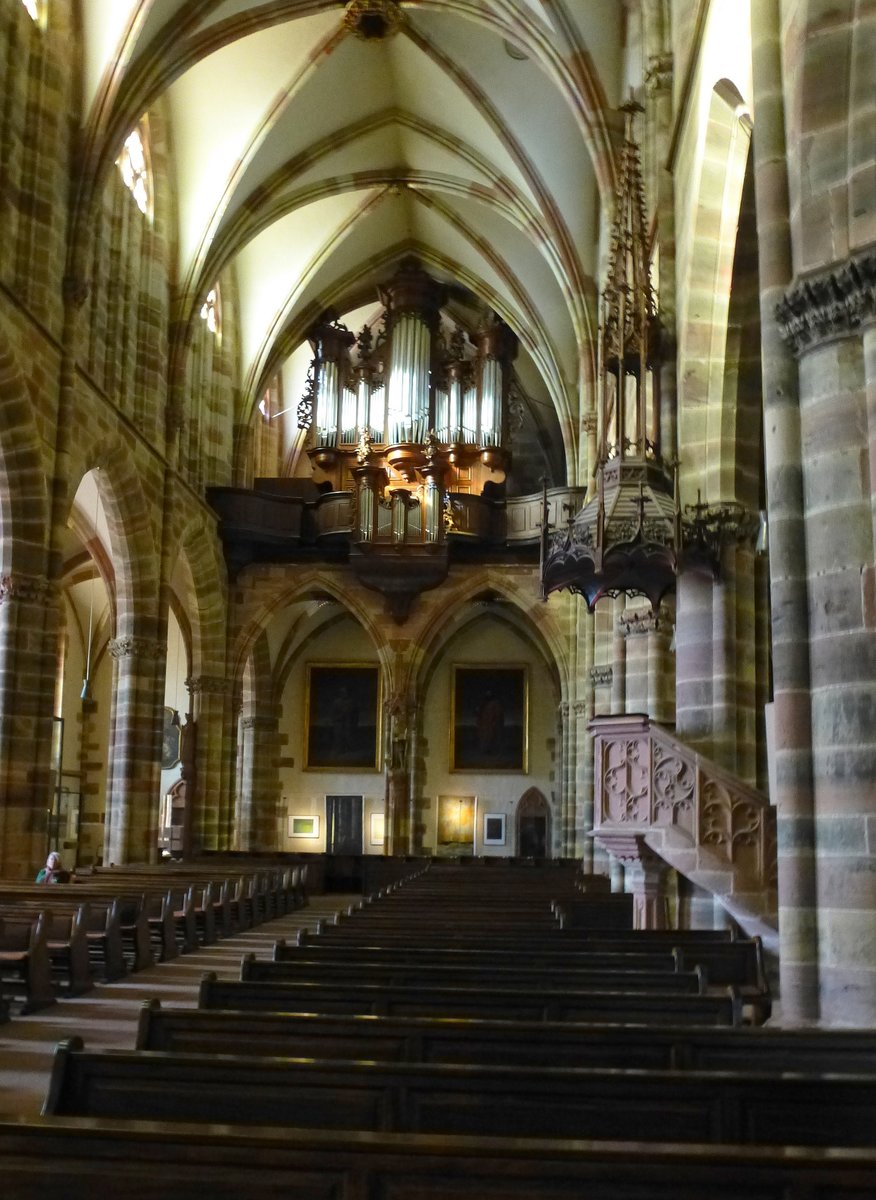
[241,714,276,732]
[580,411,598,435]
[618,607,659,637]
[109,635,166,661]
[590,664,613,687]
[0,573,54,606]
[645,53,673,95]
[186,674,230,696]
[777,252,876,355]
[572,700,589,717]
[558,701,570,719]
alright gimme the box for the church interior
[0,0,875,1190]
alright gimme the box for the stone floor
[0,893,354,1118]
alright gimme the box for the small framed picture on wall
[482,813,506,846]
[288,814,320,839]
[369,811,385,847]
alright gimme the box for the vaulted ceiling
[77,1,627,470]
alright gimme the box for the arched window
[200,285,221,337]
[21,0,41,22]
[116,125,151,217]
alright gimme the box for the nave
[2,860,876,1197]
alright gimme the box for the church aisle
[0,894,355,1118]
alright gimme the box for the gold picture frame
[437,794,476,855]
[305,663,381,771]
[450,664,528,772]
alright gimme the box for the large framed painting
[305,664,381,770]
[450,665,528,772]
[437,795,476,855]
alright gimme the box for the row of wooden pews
[3,859,876,1196]
[0,862,308,1017]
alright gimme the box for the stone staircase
[589,714,778,948]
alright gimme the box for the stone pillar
[0,573,58,876]
[558,701,573,854]
[750,0,818,1022]
[620,608,649,712]
[571,699,590,862]
[104,634,165,864]
[711,547,738,773]
[238,712,280,851]
[610,594,626,713]
[186,674,233,851]
[674,569,713,751]
[384,688,414,855]
[648,600,675,725]
[596,831,668,929]
[798,331,875,1024]
[588,664,612,875]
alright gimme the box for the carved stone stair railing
[589,714,778,945]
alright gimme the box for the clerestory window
[117,126,151,217]
[200,286,221,337]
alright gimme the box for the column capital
[241,714,276,731]
[0,573,55,606]
[777,251,876,355]
[109,635,166,661]
[590,664,613,687]
[186,674,230,696]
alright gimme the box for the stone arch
[231,566,392,688]
[174,511,228,679]
[678,77,753,503]
[515,786,552,858]
[408,571,568,708]
[66,441,160,640]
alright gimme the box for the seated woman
[36,851,70,884]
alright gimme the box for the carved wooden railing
[589,714,777,937]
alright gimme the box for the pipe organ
[305,258,516,499]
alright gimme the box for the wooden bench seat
[42,1038,876,1148]
[0,903,91,996]
[199,971,742,1024]
[0,910,55,1012]
[137,1000,876,1075]
[4,1117,876,1200]
[0,887,135,979]
[239,951,708,995]
[277,933,771,1019]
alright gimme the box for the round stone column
[751,0,818,1021]
[104,634,166,864]
[798,328,875,1024]
[0,573,58,876]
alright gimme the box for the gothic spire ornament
[541,98,678,610]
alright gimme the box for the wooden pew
[137,1000,876,1075]
[275,933,771,1020]
[42,1037,876,1148]
[0,903,91,996]
[4,1117,876,1200]
[0,910,55,1012]
[199,971,742,1025]
[0,887,136,978]
[238,951,709,995]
